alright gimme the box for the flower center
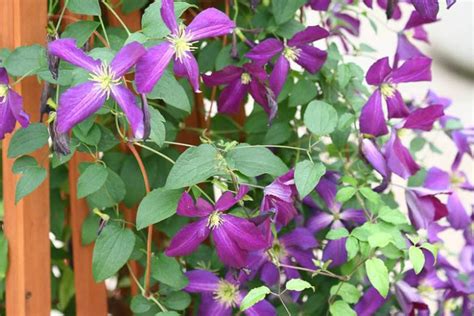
[207,211,223,229]
[0,84,8,98]
[267,240,287,264]
[240,73,251,85]
[450,174,464,186]
[333,213,341,221]
[213,280,239,307]
[89,64,120,97]
[283,46,301,62]
[380,83,396,98]
[167,26,197,61]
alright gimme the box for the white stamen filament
[213,280,239,307]
[167,25,198,61]
[89,64,121,98]
[240,73,251,85]
[283,46,301,62]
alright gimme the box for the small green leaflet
[304,100,338,136]
[148,107,166,147]
[420,242,438,264]
[329,300,356,316]
[61,21,100,47]
[285,278,314,291]
[365,258,389,298]
[359,187,380,204]
[330,283,361,304]
[409,246,425,274]
[368,232,393,248]
[4,45,45,77]
[12,156,47,203]
[336,186,357,203]
[0,232,8,279]
[151,253,188,290]
[67,0,101,15]
[378,207,407,225]
[294,160,326,198]
[136,188,182,230]
[77,164,108,198]
[326,228,350,240]
[7,123,49,158]
[240,286,271,311]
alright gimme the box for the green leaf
[149,107,166,147]
[288,79,317,107]
[285,278,314,291]
[294,160,326,198]
[15,165,47,203]
[81,212,99,245]
[163,291,191,311]
[92,224,136,281]
[240,286,271,311]
[7,123,49,158]
[87,168,126,208]
[67,0,101,15]
[330,283,361,304]
[4,45,45,76]
[304,100,338,136]
[130,295,152,313]
[368,232,393,248]
[12,156,37,173]
[365,258,389,298]
[148,70,191,112]
[327,228,350,240]
[61,21,100,47]
[58,266,75,311]
[165,144,221,189]
[409,246,425,274]
[345,236,359,261]
[336,187,357,203]
[378,207,407,225]
[121,0,149,14]
[151,253,188,290]
[226,144,288,177]
[0,232,8,279]
[77,164,108,198]
[272,0,307,24]
[359,187,380,204]
[136,188,182,230]
[420,242,438,264]
[156,312,180,316]
[329,300,356,316]
[142,1,196,38]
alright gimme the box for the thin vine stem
[101,0,131,36]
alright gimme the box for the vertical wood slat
[0,1,50,315]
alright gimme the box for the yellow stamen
[213,280,239,307]
[167,25,197,61]
[207,211,223,229]
[240,73,251,85]
[380,83,396,98]
[89,64,121,97]
[283,46,301,62]
[0,84,8,98]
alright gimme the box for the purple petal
[354,287,387,316]
[384,132,420,179]
[269,54,290,97]
[245,38,283,65]
[6,89,29,128]
[184,269,219,293]
[403,104,444,131]
[249,78,269,110]
[0,68,9,84]
[161,0,179,34]
[135,42,174,94]
[295,45,327,74]
[281,228,318,249]
[174,53,201,92]
[177,192,213,217]
[110,41,146,78]
[323,237,347,267]
[361,138,389,177]
[288,26,329,47]
[48,39,100,73]
[260,262,279,286]
[57,81,106,133]
[111,84,144,138]
[366,57,392,86]
[447,192,470,230]
[395,280,429,315]
[391,57,432,83]
[404,10,436,29]
[411,0,439,20]
[340,209,366,225]
[0,98,16,139]
[217,79,248,114]
[334,13,361,36]
[212,226,248,267]
[165,218,210,256]
[221,215,267,251]
[215,185,249,211]
[196,198,215,214]
[199,295,232,316]
[307,212,334,233]
[424,167,450,190]
[359,90,389,137]
[386,89,410,119]
[244,63,267,81]
[186,8,235,41]
[244,298,276,316]
[406,189,448,229]
[316,175,339,212]
[309,0,331,10]
[395,33,426,63]
[202,65,243,86]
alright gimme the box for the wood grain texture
[1,0,50,315]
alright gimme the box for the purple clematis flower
[0,68,29,139]
[412,0,457,20]
[405,187,449,230]
[395,280,429,315]
[305,172,366,266]
[354,287,388,316]
[245,26,329,97]
[165,186,267,268]
[424,167,473,229]
[135,0,235,94]
[202,63,275,118]
[359,56,432,137]
[48,39,146,138]
[184,269,276,316]
[307,0,331,11]
[247,226,318,288]
[261,170,299,227]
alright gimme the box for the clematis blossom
[359,56,432,137]
[412,0,457,20]
[405,187,449,230]
[184,270,276,316]
[165,186,267,268]
[305,172,366,266]
[245,26,329,97]
[135,0,235,93]
[307,0,331,11]
[354,287,388,316]
[48,39,146,138]
[0,68,29,139]
[202,63,276,119]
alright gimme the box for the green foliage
[304,101,338,136]
[294,160,326,198]
[226,144,288,177]
[136,188,182,229]
[77,163,108,198]
[67,0,101,15]
[240,286,271,311]
[365,258,389,298]
[286,278,315,291]
[8,123,49,158]
[12,156,47,203]
[4,45,45,77]
[61,21,100,47]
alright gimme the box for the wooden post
[0,0,50,315]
